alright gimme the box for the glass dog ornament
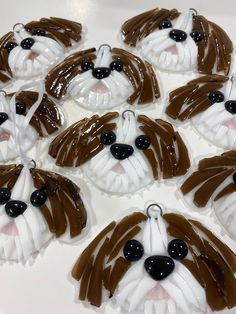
[71,204,236,313]
[166,74,236,149]
[0,162,87,262]
[48,110,190,194]
[181,150,236,240]
[0,90,64,162]
[121,8,233,74]
[0,17,82,85]
[45,45,160,110]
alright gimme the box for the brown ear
[0,31,14,85]
[181,151,236,207]
[121,8,180,46]
[164,213,236,311]
[30,167,87,238]
[192,15,233,75]
[49,112,119,167]
[166,74,229,121]
[0,164,23,189]
[112,48,160,105]
[15,91,64,137]
[45,48,97,100]
[25,17,82,47]
[71,212,147,307]
[137,115,190,179]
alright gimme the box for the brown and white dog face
[181,150,236,239]
[0,164,87,262]
[45,46,160,110]
[49,111,190,194]
[0,90,64,162]
[72,208,236,313]
[0,17,82,85]
[121,8,233,74]
[166,74,236,149]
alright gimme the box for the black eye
[159,20,172,30]
[123,239,144,262]
[190,31,204,42]
[0,187,11,205]
[100,131,116,145]
[4,41,18,53]
[168,239,188,260]
[15,102,26,115]
[208,90,225,103]
[81,60,94,72]
[135,135,151,150]
[0,112,8,125]
[110,61,123,72]
[30,189,47,207]
[32,28,46,36]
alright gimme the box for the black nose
[20,37,35,50]
[0,112,8,125]
[110,143,134,160]
[225,100,236,114]
[144,255,175,281]
[5,200,27,218]
[169,29,187,42]
[92,67,111,80]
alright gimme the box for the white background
[0,0,236,314]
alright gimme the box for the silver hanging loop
[146,203,163,219]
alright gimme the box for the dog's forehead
[115,112,139,142]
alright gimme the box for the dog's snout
[144,255,175,281]
[0,112,8,125]
[5,200,27,218]
[225,100,236,114]
[92,67,111,80]
[169,29,187,42]
[20,37,35,50]
[110,143,134,160]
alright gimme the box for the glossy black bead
[92,67,111,80]
[4,41,18,53]
[190,31,204,42]
[110,61,123,72]
[5,200,27,218]
[81,60,94,71]
[123,239,144,262]
[0,188,11,205]
[168,239,188,260]
[144,255,175,280]
[135,135,151,150]
[20,37,35,50]
[159,20,172,30]
[100,131,116,145]
[169,29,187,42]
[32,28,46,36]
[15,102,26,115]
[225,100,236,114]
[0,112,8,125]
[208,90,225,103]
[30,189,47,207]
[110,143,134,160]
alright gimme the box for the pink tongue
[147,284,169,301]
[91,81,108,93]
[112,163,125,174]
[0,132,10,142]
[29,51,39,60]
[165,45,178,54]
[223,119,236,130]
[1,221,19,236]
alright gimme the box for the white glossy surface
[0,1,236,314]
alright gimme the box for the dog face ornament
[0,162,87,262]
[166,74,236,149]
[49,110,190,194]
[181,150,236,240]
[71,204,236,313]
[121,8,233,74]
[0,17,82,85]
[45,45,160,110]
